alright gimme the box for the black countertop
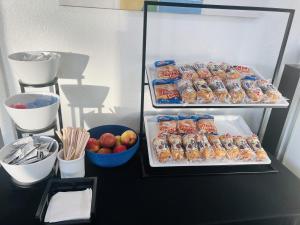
[1,150,300,225]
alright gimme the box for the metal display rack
[139,1,295,176]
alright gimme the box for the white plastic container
[57,150,85,178]
[4,93,60,130]
[0,136,59,184]
[8,51,61,85]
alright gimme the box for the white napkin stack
[44,188,92,223]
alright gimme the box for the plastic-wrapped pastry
[233,136,256,161]
[178,64,199,80]
[157,115,178,135]
[233,65,256,77]
[241,77,264,103]
[220,63,241,80]
[207,76,229,103]
[192,63,212,79]
[153,80,181,104]
[154,60,181,79]
[178,114,198,134]
[153,136,171,162]
[168,134,185,160]
[176,79,197,103]
[219,134,240,160]
[195,133,214,160]
[193,78,215,103]
[246,135,268,161]
[207,62,227,80]
[182,134,200,160]
[207,135,227,160]
[225,79,246,104]
[257,79,282,103]
[196,115,218,134]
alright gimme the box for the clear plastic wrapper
[220,63,241,80]
[178,114,198,134]
[157,115,178,135]
[233,65,256,77]
[178,64,199,80]
[246,135,268,161]
[193,78,215,103]
[207,76,229,103]
[154,60,181,80]
[257,79,282,103]
[219,134,240,160]
[241,77,264,103]
[233,136,256,161]
[192,63,212,79]
[207,62,227,80]
[225,79,246,104]
[182,134,200,160]
[168,134,185,161]
[152,136,171,162]
[153,79,181,104]
[176,79,197,103]
[196,115,218,134]
[195,133,214,160]
[207,135,227,160]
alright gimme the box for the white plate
[146,64,289,108]
[144,115,271,167]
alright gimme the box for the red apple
[99,133,116,148]
[121,130,137,146]
[113,145,127,153]
[98,147,112,154]
[86,138,100,152]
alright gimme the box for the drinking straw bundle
[56,127,90,160]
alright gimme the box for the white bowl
[0,136,59,184]
[8,51,61,85]
[4,93,60,130]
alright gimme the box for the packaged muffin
[257,79,282,103]
[176,79,197,104]
[207,62,227,80]
[193,78,215,103]
[157,115,178,135]
[220,63,241,80]
[225,79,246,104]
[241,77,264,103]
[192,63,212,79]
[195,133,214,160]
[154,60,181,79]
[182,134,200,160]
[153,136,171,162]
[233,136,256,161]
[153,80,181,104]
[196,115,218,134]
[246,135,268,161]
[219,134,240,160]
[168,134,185,161]
[207,76,229,103]
[207,135,227,160]
[178,64,199,80]
[233,65,256,77]
[177,114,198,134]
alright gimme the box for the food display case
[139,1,294,177]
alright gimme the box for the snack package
[195,133,214,160]
[178,64,199,80]
[219,134,240,160]
[177,114,198,134]
[196,115,218,134]
[153,80,181,104]
[168,134,185,161]
[241,77,264,103]
[157,115,178,135]
[207,76,229,103]
[233,136,256,161]
[207,62,227,80]
[182,134,200,160]
[257,79,282,103]
[233,65,256,77]
[207,135,227,160]
[246,135,268,161]
[225,79,246,104]
[220,63,241,80]
[153,136,171,162]
[193,78,215,103]
[176,79,197,104]
[192,63,212,79]
[154,60,181,79]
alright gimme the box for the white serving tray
[144,115,271,167]
[146,64,289,108]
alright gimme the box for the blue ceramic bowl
[86,125,140,168]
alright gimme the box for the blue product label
[157,115,178,122]
[154,60,176,68]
